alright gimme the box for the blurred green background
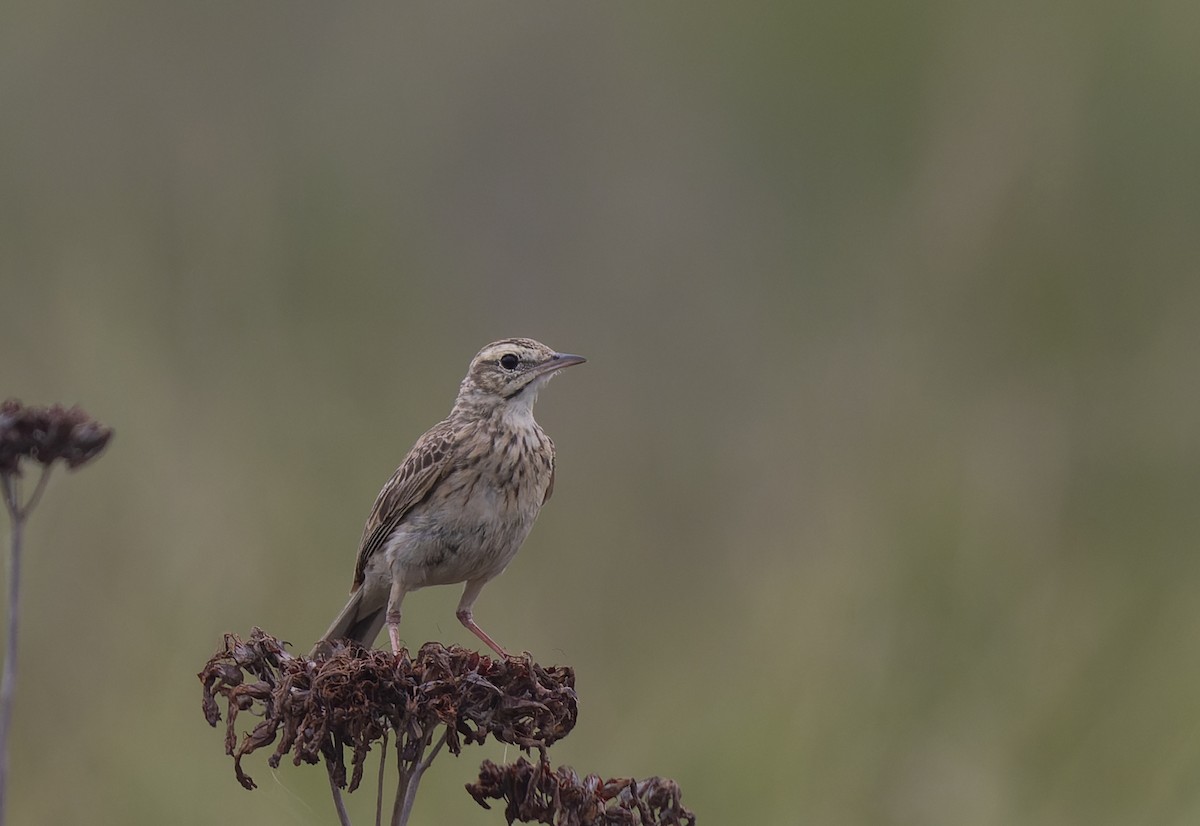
[3,2,1200,824]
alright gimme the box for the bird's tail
[310,587,386,657]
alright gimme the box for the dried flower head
[468,757,696,826]
[0,399,113,477]
[198,629,578,791]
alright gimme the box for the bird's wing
[351,418,460,590]
[541,436,557,505]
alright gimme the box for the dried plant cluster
[0,399,113,476]
[198,629,694,825]
[469,757,696,826]
[200,629,577,790]
[1,399,111,826]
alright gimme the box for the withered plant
[200,629,694,825]
[0,400,112,826]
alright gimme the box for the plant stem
[325,759,352,826]
[20,467,52,522]
[375,730,388,826]
[390,737,411,826]
[397,729,446,826]
[393,727,448,826]
[0,466,53,826]
[0,473,24,826]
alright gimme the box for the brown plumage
[315,338,585,658]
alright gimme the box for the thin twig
[0,472,25,826]
[390,733,412,826]
[324,734,352,826]
[396,727,448,826]
[422,728,449,766]
[375,730,388,826]
[18,466,52,520]
[1,474,17,514]
[325,759,352,826]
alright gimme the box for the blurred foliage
[2,2,1199,824]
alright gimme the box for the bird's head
[454,338,586,416]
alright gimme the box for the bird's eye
[499,353,520,370]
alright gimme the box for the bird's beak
[552,353,587,368]
[533,352,586,377]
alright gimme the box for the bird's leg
[456,579,510,659]
[458,609,510,659]
[386,577,408,656]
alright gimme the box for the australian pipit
[316,338,585,659]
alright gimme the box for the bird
[314,338,586,659]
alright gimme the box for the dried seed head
[467,756,696,826]
[198,629,577,791]
[0,399,113,476]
